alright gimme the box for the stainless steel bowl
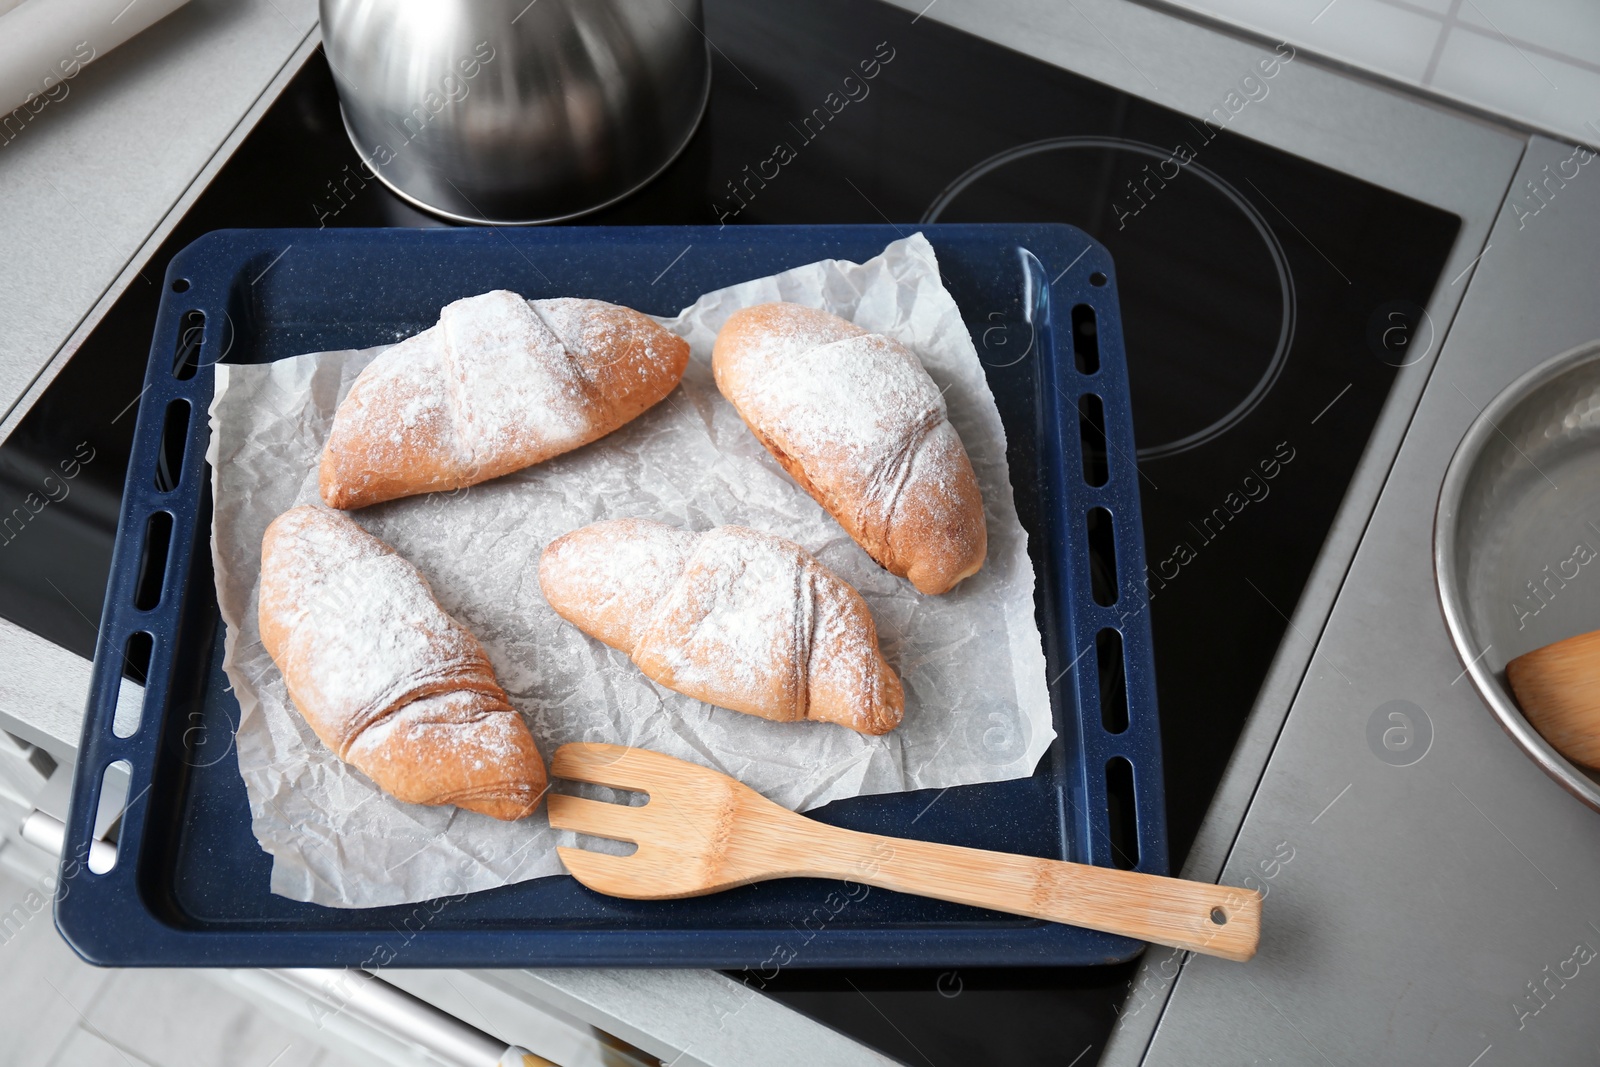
[320,0,711,225]
[1436,340,1600,809]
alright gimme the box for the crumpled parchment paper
[209,233,1054,908]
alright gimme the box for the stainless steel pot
[1435,340,1600,810]
[320,0,710,225]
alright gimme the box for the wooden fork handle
[794,822,1261,961]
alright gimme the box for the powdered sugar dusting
[805,563,896,732]
[334,326,456,470]
[259,506,497,755]
[635,525,811,719]
[344,690,536,804]
[723,307,952,524]
[539,297,686,383]
[323,291,688,505]
[539,519,696,651]
[559,522,895,731]
[440,291,592,468]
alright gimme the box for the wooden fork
[547,744,1261,961]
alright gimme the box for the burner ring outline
[922,136,1298,461]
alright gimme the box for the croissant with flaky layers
[712,302,986,595]
[320,289,689,509]
[258,505,546,820]
[538,519,904,735]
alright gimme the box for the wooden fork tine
[551,743,655,790]
[552,742,721,794]
[554,846,641,896]
[546,794,646,843]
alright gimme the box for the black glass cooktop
[0,0,1458,1061]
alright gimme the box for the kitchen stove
[0,0,1459,1061]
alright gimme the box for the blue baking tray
[58,224,1163,968]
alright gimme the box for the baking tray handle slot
[1086,507,1118,606]
[1104,756,1139,870]
[155,400,190,493]
[172,310,207,380]
[1096,629,1128,733]
[1071,304,1100,373]
[87,759,133,874]
[133,512,173,612]
[1078,393,1108,487]
[113,633,152,736]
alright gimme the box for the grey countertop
[1124,132,1600,1067]
[3,0,1586,1063]
[0,0,318,439]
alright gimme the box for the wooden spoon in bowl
[1507,629,1600,768]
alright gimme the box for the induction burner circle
[923,137,1297,460]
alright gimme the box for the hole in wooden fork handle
[1210,906,1228,925]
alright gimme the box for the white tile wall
[1302,0,1448,82]
[1148,0,1600,145]
[1432,26,1600,143]
[1457,0,1600,63]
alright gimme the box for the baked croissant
[320,290,689,509]
[538,519,904,735]
[258,505,547,820]
[712,302,987,595]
